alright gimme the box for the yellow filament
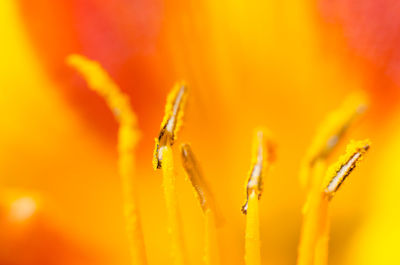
[300,92,367,189]
[205,208,220,265]
[181,143,220,265]
[153,82,188,170]
[161,146,187,265]
[245,191,261,265]
[314,199,330,265]
[297,161,326,265]
[67,54,147,265]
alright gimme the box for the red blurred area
[18,0,171,143]
[19,0,400,127]
[317,0,400,110]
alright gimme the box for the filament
[297,161,326,265]
[161,146,187,265]
[245,191,261,265]
[67,54,147,265]
[204,209,220,265]
[181,143,220,265]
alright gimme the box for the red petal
[318,0,400,109]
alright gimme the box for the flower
[0,0,399,265]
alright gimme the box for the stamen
[153,82,189,265]
[323,140,370,199]
[300,92,367,188]
[297,161,327,265]
[243,129,275,265]
[180,143,220,265]
[153,82,188,170]
[67,54,147,265]
[297,140,370,265]
[242,129,275,214]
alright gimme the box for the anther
[300,92,368,188]
[181,143,214,212]
[153,83,188,170]
[242,129,275,214]
[323,140,370,199]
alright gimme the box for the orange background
[0,0,399,265]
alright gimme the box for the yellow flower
[1,0,399,265]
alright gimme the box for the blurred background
[0,0,400,264]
